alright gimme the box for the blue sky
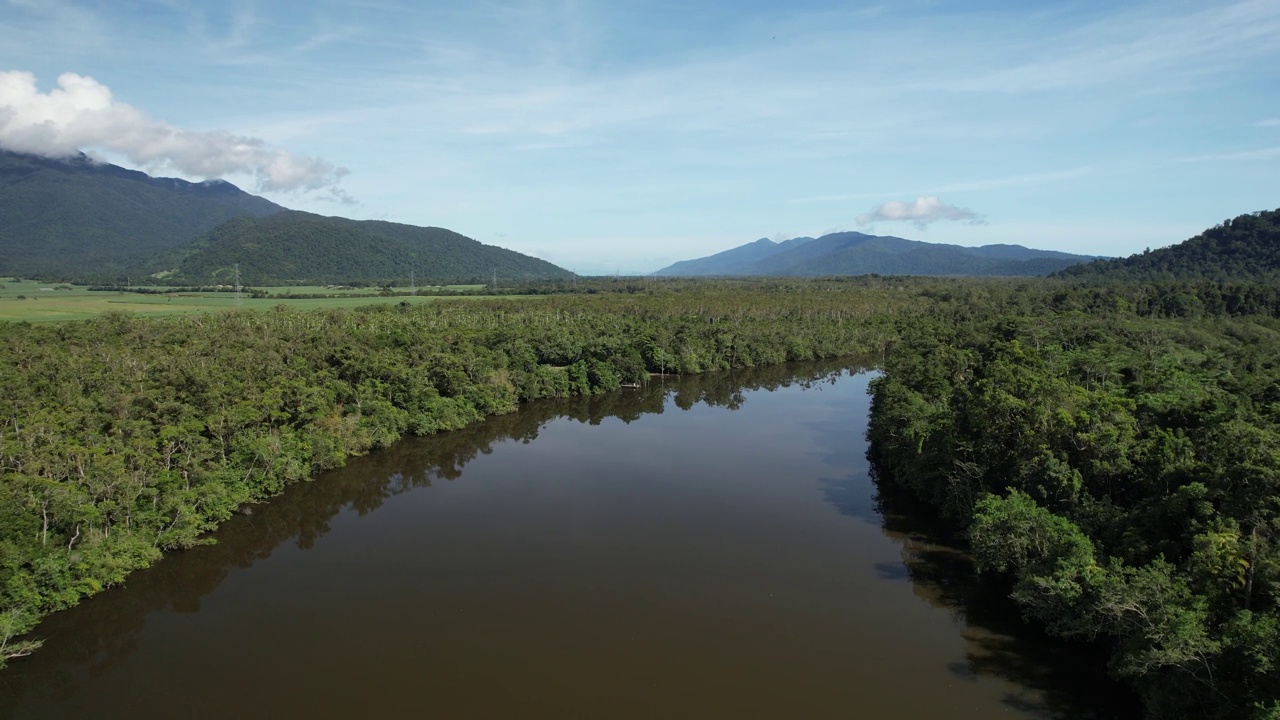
[1,1,1277,274]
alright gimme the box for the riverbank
[0,282,917,666]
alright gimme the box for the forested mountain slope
[1056,209,1280,280]
[653,230,1095,277]
[0,151,284,279]
[653,236,815,276]
[173,211,573,284]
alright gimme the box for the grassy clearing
[262,284,487,295]
[0,279,528,322]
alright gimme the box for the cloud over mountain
[856,196,983,229]
[0,70,349,196]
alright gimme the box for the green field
[0,279,519,322]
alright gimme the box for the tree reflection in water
[0,361,856,711]
[822,464,1141,720]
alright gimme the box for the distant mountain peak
[0,150,287,280]
[652,230,1097,277]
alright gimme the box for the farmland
[0,279,520,322]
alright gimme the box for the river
[0,363,1136,718]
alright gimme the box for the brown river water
[0,363,1137,719]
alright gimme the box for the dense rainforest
[869,281,1280,719]
[3,263,1280,719]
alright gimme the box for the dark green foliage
[173,211,573,285]
[1057,209,1280,281]
[653,230,1097,277]
[0,151,284,280]
[868,281,1280,719]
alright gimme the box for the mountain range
[0,151,570,284]
[653,232,1099,277]
[8,148,1272,286]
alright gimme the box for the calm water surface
[0,363,1135,719]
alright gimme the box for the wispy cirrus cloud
[949,0,1280,93]
[856,197,985,230]
[787,166,1096,205]
[1175,146,1280,163]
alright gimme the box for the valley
[0,44,1277,717]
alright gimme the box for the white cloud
[0,70,350,196]
[856,196,984,229]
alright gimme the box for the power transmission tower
[410,270,416,296]
[234,263,242,306]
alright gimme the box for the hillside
[653,231,1095,277]
[655,236,815,276]
[0,151,284,279]
[1055,209,1280,280]
[173,211,573,284]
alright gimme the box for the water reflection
[0,359,1141,720]
[0,361,858,712]
[854,473,1140,719]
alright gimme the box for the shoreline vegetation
[0,278,913,666]
[867,293,1280,718]
[2,268,1279,719]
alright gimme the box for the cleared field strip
[0,280,533,322]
